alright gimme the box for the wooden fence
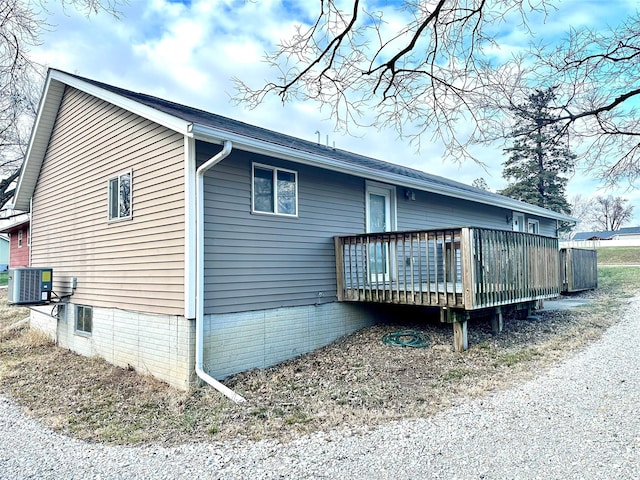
[560,248,598,292]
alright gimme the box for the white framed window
[252,163,298,216]
[17,230,23,248]
[108,170,132,220]
[528,219,540,234]
[75,305,93,335]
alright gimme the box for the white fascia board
[189,123,576,224]
[13,75,65,211]
[49,70,193,136]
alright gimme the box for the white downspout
[195,140,245,403]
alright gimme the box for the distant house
[0,235,9,272]
[572,226,640,241]
[0,217,30,269]
[13,69,575,396]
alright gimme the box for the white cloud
[27,0,640,227]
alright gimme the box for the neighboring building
[0,217,30,269]
[0,235,9,271]
[572,226,640,241]
[12,69,575,394]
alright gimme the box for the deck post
[334,236,345,301]
[460,227,475,309]
[451,310,469,352]
[491,307,503,334]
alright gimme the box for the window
[75,305,93,335]
[17,230,23,248]
[108,171,132,220]
[252,164,297,216]
[528,219,540,234]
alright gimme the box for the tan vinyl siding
[30,87,186,315]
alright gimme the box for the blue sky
[30,0,640,228]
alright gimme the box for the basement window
[252,163,298,217]
[75,305,93,335]
[108,170,132,220]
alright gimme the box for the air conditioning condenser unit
[7,267,53,305]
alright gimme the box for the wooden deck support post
[491,307,503,334]
[334,236,345,302]
[451,310,469,352]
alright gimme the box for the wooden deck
[335,227,563,352]
[335,227,560,311]
[342,281,464,306]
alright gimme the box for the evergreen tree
[499,87,574,214]
[471,178,490,191]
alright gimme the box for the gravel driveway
[2,296,639,480]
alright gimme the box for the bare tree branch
[234,1,640,185]
[0,0,125,209]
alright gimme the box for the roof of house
[14,69,576,223]
[572,226,640,240]
[0,217,30,235]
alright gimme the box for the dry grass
[0,271,637,446]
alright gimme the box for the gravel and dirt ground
[1,286,638,479]
[0,268,633,446]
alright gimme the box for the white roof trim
[50,70,193,135]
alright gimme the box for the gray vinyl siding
[30,87,186,316]
[201,147,364,315]
[534,216,557,237]
[398,189,556,235]
[398,190,509,230]
[200,147,560,316]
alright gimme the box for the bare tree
[0,0,123,208]
[569,194,597,231]
[592,195,634,231]
[235,1,640,184]
[529,16,640,184]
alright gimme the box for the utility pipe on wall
[195,140,245,403]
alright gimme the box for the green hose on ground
[381,329,430,348]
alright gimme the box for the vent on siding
[7,268,53,305]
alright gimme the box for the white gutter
[195,140,246,403]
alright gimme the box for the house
[0,216,30,269]
[13,69,575,398]
[572,227,640,241]
[0,235,8,271]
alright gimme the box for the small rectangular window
[528,220,540,234]
[252,164,297,216]
[108,171,132,220]
[17,230,23,248]
[75,305,93,335]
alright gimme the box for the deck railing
[335,227,560,310]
